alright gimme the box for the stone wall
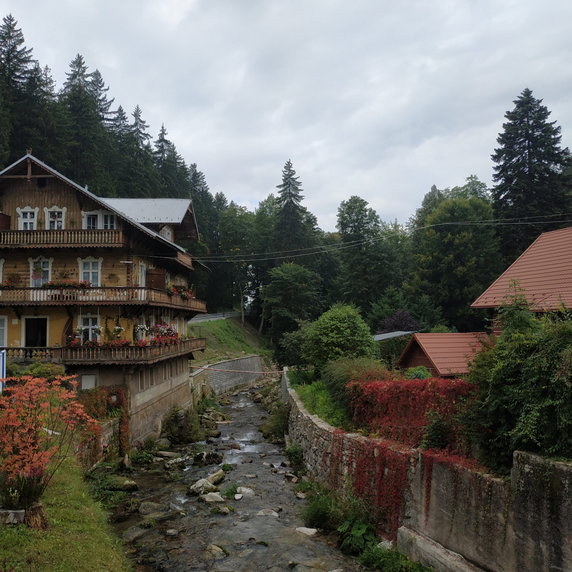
[282,371,572,572]
[192,355,265,395]
[129,355,265,443]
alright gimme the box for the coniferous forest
[2,14,572,364]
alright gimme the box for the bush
[285,443,305,475]
[302,488,341,530]
[296,381,352,429]
[260,403,290,443]
[420,411,451,450]
[359,545,429,571]
[404,365,431,380]
[321,357,393,415]
[467,301,572,472]
[22,362,66,381]
[0,376,98,510]
[301,304,375,373]
[163,406,204,444]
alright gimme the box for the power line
[195,214,572,265]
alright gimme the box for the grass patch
[295,381,353,429]
[221,484,239,499]
[189,318,272,366]
[285,443,305,475]
[260,403,290,443]
[1,456,131,572]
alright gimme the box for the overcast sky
[4,1,572,230]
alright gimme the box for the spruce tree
[0,14,34,90]
[274,159,317,259]
[492,88,571,263]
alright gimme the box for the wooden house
[0,153,207,442]
[398,332,486,377]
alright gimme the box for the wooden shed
[398,332,487,377]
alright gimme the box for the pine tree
[492,88,571,262]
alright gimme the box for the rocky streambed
[111,387,364,571]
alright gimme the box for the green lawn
[1,457,131,572]
[189,317,272,365]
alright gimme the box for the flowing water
[113,388,364,572]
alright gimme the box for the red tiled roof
[398,332,487,376]
[472,226,572,310]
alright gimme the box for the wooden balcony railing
[0,229,127,248]
[2,338,206,365]
[0,287,207,312]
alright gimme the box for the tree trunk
[24,502,49,530]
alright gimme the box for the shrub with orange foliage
[0,376,99,510]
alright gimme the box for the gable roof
[398,332,487,376]
[471,226,572,310]
[0,153,190,257]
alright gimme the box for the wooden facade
[0,154,207,443]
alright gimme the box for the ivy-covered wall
[283,371,572,572]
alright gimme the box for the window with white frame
[44,206,67,230]
[160,225,173,241]
[29,257,52,287]
[78,257,102,286]
[85,213,98,229]
[82,210,117,230]
[17,207,39,230]
[80,315,100,343]
[103,213,116,229]
[138,262,146,287]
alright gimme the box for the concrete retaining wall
[282,371,572,572]
[191,355,265,395]
[129,355,265,443]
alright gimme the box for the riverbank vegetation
[290,298,572,475]
[297,480,430,571]
[1,455,132,571]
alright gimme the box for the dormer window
[44,206,67,230]
[17,207,39,230]
[160,225,173,241]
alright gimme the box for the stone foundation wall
[128,355,265,444]
[282,371,572,572]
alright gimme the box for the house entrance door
[25,317,48,347]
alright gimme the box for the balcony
[2,337,206,366]
[0,287,207,313]
[0,229,127,248]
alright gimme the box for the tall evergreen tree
[492,88,571,263]
[274,159,316,255]
[89,69,115,124]
[59,54,107,188]
[0,14,33,90]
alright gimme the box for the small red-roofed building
[397,332,488,377]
